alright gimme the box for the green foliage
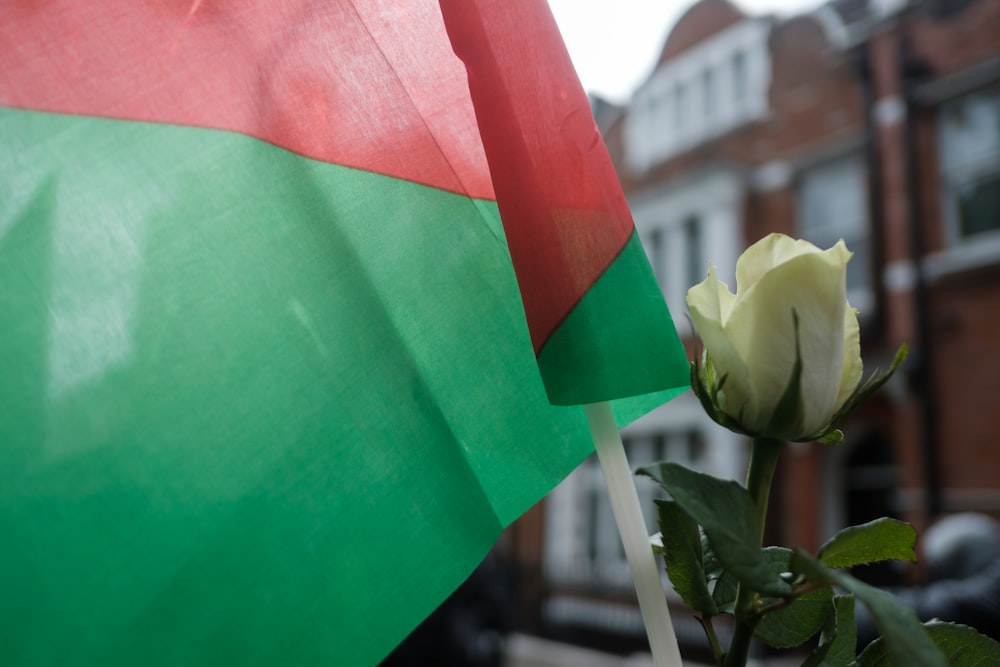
[818,518,917,569]
[855,621,1000,666]
[711,567,739,614]
[640,457,1000,667]
[654,499,718,615]
[663,248,987,666]
[638,462,790,597]
[752,548,833,650]
[791,551,946,667]
[755,584,833,649]
[802,595,856,667]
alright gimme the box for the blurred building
[497,0,1000,659]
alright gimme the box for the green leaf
[702,534,738,613]
[818,518,917,569]
[754,547,835,649]
[639,462,790,597]
[655,499,718,615]
[755,585,834,649]
[689,357,723,427]
[805,640,835,667]
[712,569,739,613]
[854,621,1000,667]
[701,529,725,580]
[757,546,796,604]
[803,595,857,667]
[791,550,946,667]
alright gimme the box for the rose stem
[725,437,784,667]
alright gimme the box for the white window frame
[924,86,1000,279]
[630,171,741,336]
[542,392,745,592]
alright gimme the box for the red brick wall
[928,268,1000,493]
[864,0,1000,523]
[909,0,1000,78]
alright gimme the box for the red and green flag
[0,1,688,665]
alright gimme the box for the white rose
[686,233,864,442]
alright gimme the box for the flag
[0,1,688,666]
[440,0,688,405]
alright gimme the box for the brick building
[498,0,1000,659]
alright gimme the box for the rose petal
[835,303,863,413]
[735,234,825,297]
[686,266,754,419]
[723,244,849,437]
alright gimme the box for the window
[732,51,747,108]
[647,227,665,291]
[640,216,708,326]
[683,215,703,289]
[702,67,716,122]
[938,87,1000,242]
[582,435,672,579]
[797,156,871,311]
[541,390,745,635]
[630,172,740,331]
[556,429,709,588]
[675,83,688,133]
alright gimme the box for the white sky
[549,0,825,103]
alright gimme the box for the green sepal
[835,343,908,424]
[691,328,907,445]
[818,518,917,569]
[654,499,718,615]
[762,310,806,440]
[854,620,1000,666]
[690,353,753,437]
[817,429,844,445]
[801,344,908,443]
[791,550,945,667]
[638,462,790,597]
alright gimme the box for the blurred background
[387,0,1000,663]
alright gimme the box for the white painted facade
[624,18,772,173]
[630,170,742,336]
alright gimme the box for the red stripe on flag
[0,0,493,200]
[440,0,636,353]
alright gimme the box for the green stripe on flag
[538,231,691,406]
[0,107,667,666]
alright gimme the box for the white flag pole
[584,401,683,667]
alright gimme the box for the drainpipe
[897,31,943,519]
[856,49,888,343]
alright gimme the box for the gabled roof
[655,0,747,66]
